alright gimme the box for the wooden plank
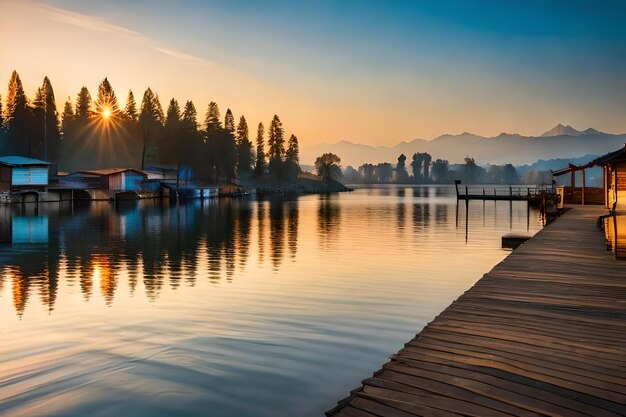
[360,378,506,417]
[327,206,626,417]
[389,357,624,417]
[374,369,539,416]
[408,338,626,388]
[401,344,626,395]
[416,332,626,378]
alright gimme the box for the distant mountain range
[539,124,602,137]
[301,124,626,167]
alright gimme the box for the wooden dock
[327,206,626,417]
[454,183,553,203]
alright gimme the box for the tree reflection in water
[0,197,301,315]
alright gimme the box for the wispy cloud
[37,1,214,67]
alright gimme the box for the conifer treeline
[0,71,301,182]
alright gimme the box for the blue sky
[2,0,626,145]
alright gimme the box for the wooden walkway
[327,206,626,417]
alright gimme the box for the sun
[102,108,111,120]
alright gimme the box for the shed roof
[0,156,53,166]
[79,168,147,177]
[590,144,626,166]
[551,163,592,177]
[551,144,626,176]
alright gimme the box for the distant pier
[327,206,626,417]
[455,181,554,204]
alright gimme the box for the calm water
[0,186,543,417]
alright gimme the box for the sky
[2,0,626,147]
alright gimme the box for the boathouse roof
[79,168,147,177]
[552,143,626,177]
[590,143,626,166]
[0,156,53,166]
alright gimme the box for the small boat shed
[590,144,626,211]
[0,156,52,192]
[78,168,148,191]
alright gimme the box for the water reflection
[0,186,545,417]
[269,198,286,270]
[603,214,626,258]
[0,190,545,319]
[287,201,298,259]
[0,198,303,314]
[318,195,341,249]
[456,198,538,243]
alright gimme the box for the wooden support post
[509,185,512,201]
[614,210,619,258]
[615,165,619,208]
[581,169,586,206]
[465,197,469,243]
[604,165,609,208]
[571,169,575,193]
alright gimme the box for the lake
[0,186,543,417]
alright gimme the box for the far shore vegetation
[343,154,553,185]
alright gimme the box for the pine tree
[160,98,181,165]
[203,101,235,183]
[139,88,161,124]
[236,115,253,175]
[236,115,249,145]
[224,108,235,134]
[284,134,300,180]
[60,99,75,163]
[180,100,200,181]
[182,100,198,130]
[254,122,266,176]
[285,134,299,164]
[94,77,121,120]
[61,99,74,137]
[41,77,61,162]
[0,93,3,130]
[204,101,221,130]
[65,87,92,169]
[33,87,45,109]
[138,88,164,167]
[153,93,165,125]
[75,87,92,119]
[267,114,285,175]
[165,98,181,127]
[32,87,47,160]
[4,70,29,155]
[3,71,26,129]
[124,90,138,123]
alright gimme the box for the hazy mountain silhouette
[302,125,625,167]
[540,124,582,137]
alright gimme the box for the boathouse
[0,156,52,192]
[590,144,626,210]
[550,162,605,205]
[79,168,148,191]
